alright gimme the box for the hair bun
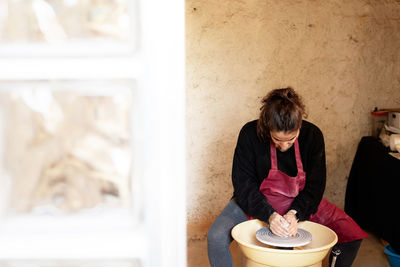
[273,87,294,100]
[257,87,307,141]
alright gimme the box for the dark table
[345,136,400,252]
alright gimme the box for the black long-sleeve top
[232,120,326,222]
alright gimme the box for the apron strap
[269,141,278,170]
[294,139,304,172]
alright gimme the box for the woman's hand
[268,212,290,237]
[283,210,298,237]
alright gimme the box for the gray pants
[207,199,362,267]
[207,199,247,267]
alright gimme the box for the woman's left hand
[283,211,298,236]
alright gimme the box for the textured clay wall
[186,0,400,229]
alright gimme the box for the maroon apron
[258,140,368,244]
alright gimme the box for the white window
[0,1,185,267]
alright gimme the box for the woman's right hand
[268,212,289,237]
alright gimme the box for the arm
[232,125,276,222]
[290,128,326,221]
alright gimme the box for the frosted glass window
[0,81,135,217]
[0,0,132,43]
[0,0,184,265]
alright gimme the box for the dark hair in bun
[257,87,307,142]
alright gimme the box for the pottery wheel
[256,227,312,248]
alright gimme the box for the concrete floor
[187,228,391,267]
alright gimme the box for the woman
[207,87,368,267]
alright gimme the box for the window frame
[0,1,186,266]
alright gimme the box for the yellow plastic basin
[231,219,338,267]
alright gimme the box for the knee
[207,221,231,246]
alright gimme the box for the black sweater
[232,120,326,222]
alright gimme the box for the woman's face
[270,129,299,152]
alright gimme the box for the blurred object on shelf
[371,108,388,138]
[389,111,400,129]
